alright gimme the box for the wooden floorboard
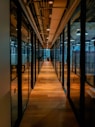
[19,61,79,127]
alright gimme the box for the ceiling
[18,0,80,48]
[11,0,81,48]
[20,0,68,48]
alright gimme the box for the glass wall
[85,1,95,126]
[21,15,31,111]
[50,37,62,82]
[39,43,44,71]
[85,8,95,87]
[10,1,32,126]
[50,45,55,66]
[43,49,50,61]
[64,26,68,92]
[60,34,63,83]
[10,1,18,126]
[57,38,61,80]
[50,44,56,68]
[36,39,39,79]
[33,33,36,86]
[70,3,81,121]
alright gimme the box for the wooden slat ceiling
[48,0,67,47]
[26,0,68,48]
[11,0,81,47]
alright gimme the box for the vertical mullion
[60,35,61,81]
[67,20,70,98]
[38,40,40,74]
[62,30,64,88]
[80,0,86,125]
[17,2,22,121]
[35,34,36,82]
[31,30,33,89]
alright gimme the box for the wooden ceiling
[11,0,81,47]
[24,0,68,48]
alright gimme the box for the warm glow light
[46,28,50,31]
[48,1,53,4]
[49,14,52,18]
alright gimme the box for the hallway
[19,61,79,127]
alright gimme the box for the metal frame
[67,20,70,98]
[80,0,86,125]
[62,30,64,88]
[31,29,33,89]
[17,1,22,123]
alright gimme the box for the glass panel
[64,25,67,92]
[85,0,95,126]
[10,1,18,126]
[39,44,43,70]
[21,14,30,111]
[43,49,50,61]
[70,3,81,119]
[56,38,61,80]
[55,42,57,74]
[33,34,36,86]
[36,39,38,79]
[60,34,63,82]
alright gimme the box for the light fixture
[76,29,88,36]
[70,39,75,42]
[46,28,50,31]
[48,1,53,4]
[85,32,88,35]
[85,40,90,44]
[49,14,52,18]
[76,29,80,36]
[91,37,95,42]
[76,43,80,46]
[64,41,67,44]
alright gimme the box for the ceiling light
[48,1,53,4]
[85,40,90,44]
[91,37,95,42]
[46,28,50,31]
[64,41,67,44]
[76,43,80,46]
[76,29,88,36]
[76,29,80,36]
[70,39,75,42]
[85,32,88,35]
[49,14,52,18]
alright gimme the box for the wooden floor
[19,61,79,127]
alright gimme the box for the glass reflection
[21,15,31,111]
[10,1,18,126]
[85,0,95,126]
[64,26,68,92]
[70,3,81,120]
